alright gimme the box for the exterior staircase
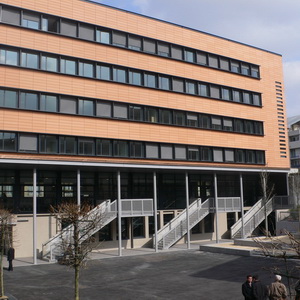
[42,199,117,261]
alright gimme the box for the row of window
[0,131,265,164]
[0,4,260,78]
[0,46,262,106]
[0,88,264,135]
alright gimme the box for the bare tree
[0,209,12,299]
[51,203,104,300]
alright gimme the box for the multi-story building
[0,0,290,260]
[288,115,300,168]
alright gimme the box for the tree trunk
[75,265,79,300]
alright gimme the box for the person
[269,275,287,300]
[242,275,254,300]
[7,247,15,271]
[252,274,268,300]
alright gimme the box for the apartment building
[288,115,300,168]
[0,0,290,259]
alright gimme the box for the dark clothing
[242,281,254,300]
[7,247,15,271]
[253,280,268,300]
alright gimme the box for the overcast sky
[92,0,300,117]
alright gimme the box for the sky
[91,0,300,117]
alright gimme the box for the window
[221,88,231,100]
[184,50,195,62]
[159,76,170,90]
[143,39,156,54]
[197,52,207,65]
[211,117,222,130]
[0,49,18,66]
[171,46,182,60]
[0,89,18,108]
[79,99,94,116]
[96,139,112,156]
[129,105,143,121]
[112,32,126,47]
[199,84,208,97]
[241,63,250,75]
[223,118,233,131]
[224,149,234,162]
[186,81,196,94]
[188,147,199,160]
[144,73,157,88]
[128,35,142,51]
[253,94,261,106]
[40,94,57,112]
[231,61,240,73]
[96,29,110,44]
[210,86,220,98]
[254,122,263,135]
[78,24,94,41]
[40,135,57,153]
[220,58,229,70]
[174,146,186,160]
[79,138,94,155]
[243,92,251,104]
[20,92,38,110]
[232,90,242,102]
[161,145,173,159]
[41,55,58,72]
[251,65,259,78]
[129,71,142,85]
[160,109,172,124]
[234,119,244,133]
[21,52,39,69]
[174,111,186,126]
[145,108,158,123]
[59,136,77,154]
[208,55,218,68]
[96,65,111,80]
[61,20,77,37]
[187,113,198,127]
[96,101,112,117]
[0,132,16,151]
[245,121,254,134]
[173,78,184,92]
[79,62,94,78]
[19,134,38,152]
[246,150,255,163]
[60,97,77,114]
[22,12,40,29]
[114,141,128,157]
[213,149,223,162]
[113,68,127,83]
[201,147,212,161]
[113,103,128,119]
[157,42,170,57]
[199,114,211,129]
[145,143,159,158]
[256,151,265,164]
[42,16,59,33]
[236,150,245,163]
[130,142,144,158]
[1,7,20,25]
[61,58,77,75]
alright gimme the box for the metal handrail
[121,198,153,216]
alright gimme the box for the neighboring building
[0,0,290,259]
[288,115,300,168]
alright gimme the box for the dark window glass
[171,46,182,60]
[174,146,186,160]
[220,58,229,70]
[61,20,77,37]
[174,111,186,126]
[245,121,254,134]
[213,149,223,162]
[96,139,112,156]
[157,42,170,57]
[59,136,77,154]
[199,114,211,129]
[208,55,218,68]
[243,92,252,104]
[210,86,220,98]
[143,39,156,54]
[79,138,94,155]
[114,141,128,157]
[187,113,198,127]
[241,63,250,75]
[211,117,222,130]
[79,61,94,78]
[221,88,231,100]
[61,58,77,75]
[113,68,127,83]
[40,135,57,153]
[96,65,111,80]
[184,50,195,62]
[236,150,245,163]
[21,52,39,69]
[0,132,16,151]
[96,101,112,117]
[113,103,128,119]
[20,92,38,110]
[129,71,142,85]
[129,105,143,121]
[41,55,58,72]
[96,30,110,44]
[256,151,265,164]
[60,97,77,114]
[223,118,233,131]
[251,65,259,78]
[145,108,158,123]
[188,147,199,161]
[22,12,40,29]
[160,145,173,159]
[159,76,170,90]
[0,90,17,108]
[233,90,242,102]
[246,150,255,163]
[173,78,184,92]
[253,94,261,106]
[234,119,244,133]
[79,99,94,116]
[0,49,18,66]
[144,73,157,88]
[160,109,172,124]
[112,32,126,47]
[78,23,94,41]
[186,81,196,94]
[197,52,207,65]
[130,142,144,158]
[2,7,20,25]
[231,61,240,73]
[201,147,212,161]
[254,122,263,135]
[199,84,208,97]
[42,16,59,33]
[40,94,57,112]
[19,134,37,152]
[145,143,159,158]
[128,35,142,51]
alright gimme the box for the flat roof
[82,0,281,57]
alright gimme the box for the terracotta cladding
[0,0,289,169]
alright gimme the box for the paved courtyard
[2,250,297,300]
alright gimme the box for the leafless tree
[51,203,104,300]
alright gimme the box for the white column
[239,173,245,239]
[77,169,81,206]
[33,168,37,265]
[117,171,122,256]
[214,173,219,244]
[185,172,190,249]
[153,172,158,252]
